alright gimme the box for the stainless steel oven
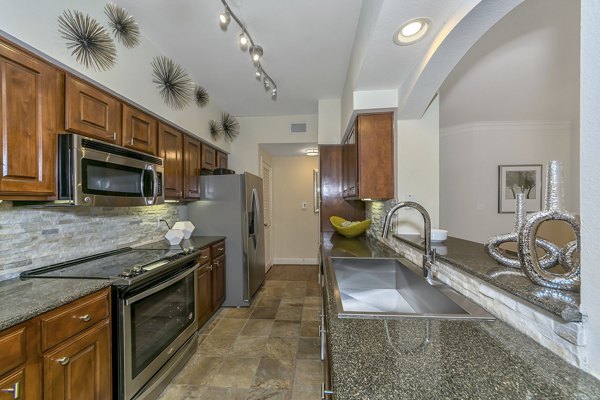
[117,264,198,400]
[58,133,164,206]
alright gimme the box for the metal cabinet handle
[79,314,92,322]
[1,382,19,399]
[217,247,224,251]
[200,255,209,260]
[208,266,213,271]
[56,357,70,366]
[113,132,116,141]
[321,383,334,399]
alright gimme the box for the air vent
[289,123,307,134]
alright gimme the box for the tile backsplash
[0,201,186,281]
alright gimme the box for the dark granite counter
[0,236,225,332]
[393,233,581,322]
[0,277,112,331]
[321,232,600,400]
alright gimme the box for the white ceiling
[260,143,318,157]
[440,0,580,128]
[116,0,362,117]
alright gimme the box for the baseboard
[273,258,318,265]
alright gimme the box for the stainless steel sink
[329,257,495,321]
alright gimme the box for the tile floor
[157,265,322,400]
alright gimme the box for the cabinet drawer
[0,328,26,376]
[211,241,225,258]
[0,368,24,400]
[197,247,211,266]
[41,290,110,351]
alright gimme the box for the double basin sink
[329,257,494,321]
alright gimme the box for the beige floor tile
[233,336,269,357]
[173,355,223,385]
[157,383,206,399]
[220,306,254,319]
[265,337,299,366]
[229,387,291,400]
[199,386,231,398]
[301,307,320,321]
[291,390,322,400]
[198,317,220,335]
[271,321,301,338]
[241,319,275,336]
[305,286,321,297]
[276,306,303,321]
[283,288,306,298]
[252,357,294,389]
[262,286,286,297]
[297,338,320,360]
[300,321,319,338]
[279,298,304,308]
[210,318,247,336]
[197,335,236,356]
[293,359,323,392]
[303,296,321,307]
[251,306,279,319]
[257,296,282,308]
[211,357,261,388]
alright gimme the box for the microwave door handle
[140,169,146,203]
[152,166,159,204]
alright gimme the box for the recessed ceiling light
[394,18,431,46]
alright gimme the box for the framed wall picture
[498,164,543,213]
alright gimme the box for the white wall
[271,156,319,264]
[0,0,227,151]
[394,96,440,234]
[230,114,318,175]
[580,0,600,379]
[440,121,574,243]
[317,99,341,144]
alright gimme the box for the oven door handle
[125,264,199,305]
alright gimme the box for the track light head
[255,66,262,80]
[239,31,249,50]
[250,45,263,64]
[263,77,271,91]
[219,8,230,29]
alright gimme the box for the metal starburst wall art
[209,120,223,141]
[195,86,210,107]
[221,112,240,142]
[58,9,117,71]
[151,56,193,110]
[104,3,140,48]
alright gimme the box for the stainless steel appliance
[188,172,265,306]
[57,134,164,206]
[21,245,200,400]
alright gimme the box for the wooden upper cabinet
[216,151,228,169]
[158,123,183,199]
[122,104,157,155]
[65,75,121,144]
[0,40,60,197]
[343,112,394,200]
[183,135,202,199]
[201,144,217,171]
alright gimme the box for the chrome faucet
[382,201,436,282]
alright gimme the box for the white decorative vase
[165,229,185,245]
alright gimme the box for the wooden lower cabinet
[212,255,226,311]
[197,263,213,327]
[43,320,111,400]
[0,288,111,400]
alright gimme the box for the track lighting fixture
[218,7,230,29]
[218,0,278,99]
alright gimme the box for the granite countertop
[321,232,600,400]
[0,277,112,331]
[393,233,580,322]
[0,235,226,332]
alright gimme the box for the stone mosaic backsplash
[0,201,184,281]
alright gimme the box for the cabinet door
[0,368,25,400]
[65,75,121,144]
[216,151,228,169]
[212,255,226,311]
[197,264,213,328]
[122,104,157,155]
[201,144,217,171]
[356,113,394,200]
[342,126,357,199]
[158,123,183,199]
[0,41,59,197]
[183,135,202,199]
[43,319,111,400]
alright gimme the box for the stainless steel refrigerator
[188,173,265,307]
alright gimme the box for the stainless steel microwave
[57,134,164,206]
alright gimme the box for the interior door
[261,159,273,271]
